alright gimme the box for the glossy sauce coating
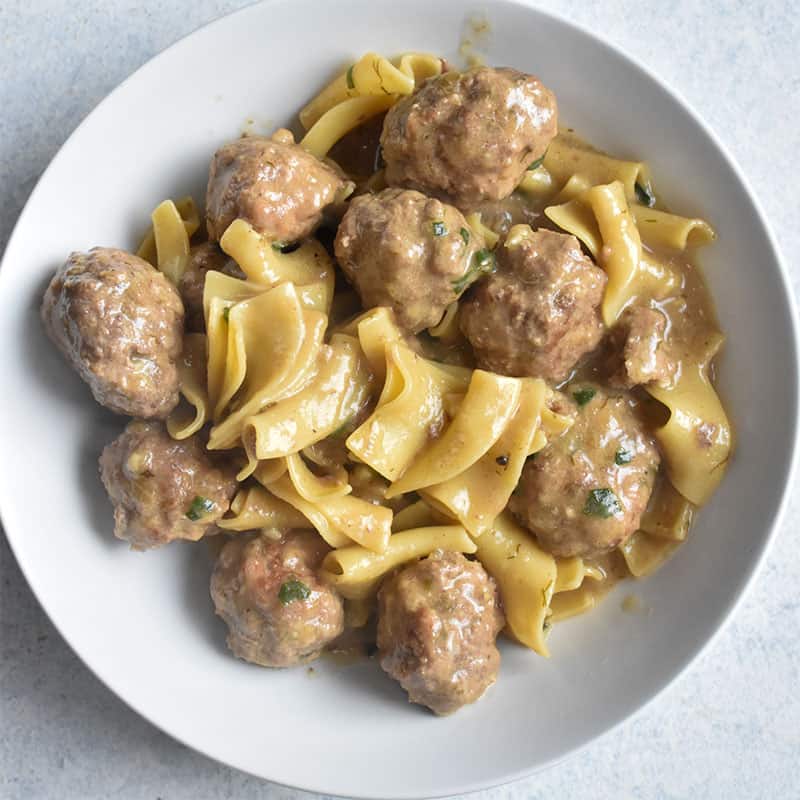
[99,420,238,550]
[377,550,504,715]
[41,247,184,418]
[211,530,344,667]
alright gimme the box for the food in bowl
[40,51,732,715]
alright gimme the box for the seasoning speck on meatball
[210,531,344,667]
[377,550,504,715]
[206,129,350,244]
[460,226,607,381]
[99,420,237,550]
[381,66,558,209]
[509,387,660,558]
[41,247,184,418]
[335,187,488,332]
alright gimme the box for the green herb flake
[526,153,546,171]
[460,227,470,246]
[222,306,231,322]
[432,220,447,237]
[452,248,496,295]
[272,241,287,252]
[583,488,622,519]
[615,448,633,465]
[346,65,355,90]
[634,181,656,208]
[186,495,214,521]
[279,579,312,605]
[572,387,596,407]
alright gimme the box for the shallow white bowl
[1,0,797,796]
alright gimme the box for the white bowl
[1,0,797,796]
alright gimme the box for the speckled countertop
[1,1,799,798]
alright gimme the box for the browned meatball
[334,188,488,332]
[509,387,660,558]
[460,228,607,381]
[178,242,244,332]
[377,550,504,715]
[381,67,557,208]
[41,247,184,418]
[607,306,677,389]
[99,420,237,550]
[206,129,348,243]
[210,531,344,667]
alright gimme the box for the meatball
[509,387,660,558]
[206,129,348,243]
[377,550,504,715]
[460,227,607,381]
[381,67,557,208]
[210,531,344,667]
[334,188,487,332]
[607,306,677,389]
[178,242,244,332]
[99,420,237,550]
[41,247,184,418]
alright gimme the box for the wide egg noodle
[166,333,208,440]
[240,333,373,460]
[137,195,200,266]
[386,369,522,497]
[472,512,557,657]
[319,526,476,600]
[218,484,310,534]
[421,378,547,536]
[345,342,470,481]
[257,459,392,553]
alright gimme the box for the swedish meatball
[334,188,487,332]
[607,306,677,389]
[41,247,184,418]
[210,531,344,667]
[206,129,348,243]
[460,227,607,381]
[381,67,557,208]
[509,388,660,558]
[377,550,504,715]
[178,242,244,332]
[99,420,237,550]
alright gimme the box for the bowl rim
[1,0,798,796]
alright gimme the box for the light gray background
[1,1,798,798]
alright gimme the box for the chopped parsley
[615,448,633,465]
[583,488,622,519]
[526,153,546,171]
[222,306,230,321]
[572,387,596,406]
[432,220,447,236]
[634,181,656,208]
[460,227,470,246]
[186,495,214,521]
[279,579,311,605]
[346,65,355,90]
[495,454,510,467]
[452,248,496,294]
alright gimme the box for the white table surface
[1,1,799,798]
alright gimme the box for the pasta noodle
[151,199,191,284]
[386,369,522,497]
[166,333,208,440]
[240,333,373,459]
[421,378,547,536]
[631,206,716,251]
[218,484,309,533]
[472,513,556,656]
[136,196,200,265]
[346,342,470,481]
[319,526,477,599]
